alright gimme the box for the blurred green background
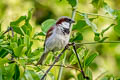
[1,0,120,80]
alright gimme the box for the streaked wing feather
[44,26,54,49]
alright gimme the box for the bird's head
[56,16,75,28]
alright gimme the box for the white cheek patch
[61,22,70,29]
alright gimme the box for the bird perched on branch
[36,16,75,65]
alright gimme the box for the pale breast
[45,29,69,52]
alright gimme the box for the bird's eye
[66,19,71,22]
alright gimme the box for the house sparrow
[36,16,75,65]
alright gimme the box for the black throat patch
[62,27,70,35]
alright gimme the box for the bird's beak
[71,20,75,23]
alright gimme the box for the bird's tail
[36,51,49,65]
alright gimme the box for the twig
[40,40,115,80]
[76,11,115,19]
[26,63,81,71]
[72,43,89,80]
[43,64,81,71]
[71,8,76,20]
[70,7,77,33]
[40,46,68,80]
[57,54,66,80]
[75,41,120,45]
[3,27,14,37]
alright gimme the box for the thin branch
[44,64,81,72]
[57,54,66,80]
[75,41,120,45]
[76,11,115,20]
[26,63,81,72]
[40,46,68,80]
[3,27,14,37]
[72,43,89,80]
[39,40,118,80]
[70,7,77,33]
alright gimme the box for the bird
[36,16,75,65]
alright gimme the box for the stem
[70,7,77,33]
[72,43,89,80]
[26,63,81,71]
[43,64,81,71]
[57,54,66,80]
[76,11,115,19]
[3,27,14,37]
[40,47,67,80]
[71,8,76,20]
[75,41,120,45]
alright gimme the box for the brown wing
[44,26,55,49]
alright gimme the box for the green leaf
[13,64,20,80]
[101,24,114,37]
[29,70,40,80]
[94,33,100,41]
[41,19,56,33]
[99,37,109,42]
[84,14,97,33]
[101,77,109,80]
[85,68,92,80]
[33,32,45,39]
[85,53,98,67]
[6,63,15,80]
[114,25,120,36]
[10,42,18,49]
[0,44,8,47]
[67,0,78,7]
[48,72,55,80]
[12,26,24,35]
[0,23,1,32]
[26,9,33,24]
[60,50,66,60]
[83,49,89,58]
[100,74,115,80]
[77,72,84,80]
[0,39,3,43]
[72,32,83,41]
[91,0,104,9]
[72,20,86,31]
[13,44,24,57]
[28,48,43,58]
[23,9,33,36]
[69,53,77,65]
[25,70,34,80]
[10,16,26,27]
[10,9,33,36]
[21,24,31,35]
[0,68,2,80]
[19,65,24,78]
[11,34,17,42]
[24,35,30,47]
[45,53,53,64]
[0,58,9,65]
[28,41,33,53]
[0,49,9,58]
[103,3,115,16]
[115,11,120,24]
